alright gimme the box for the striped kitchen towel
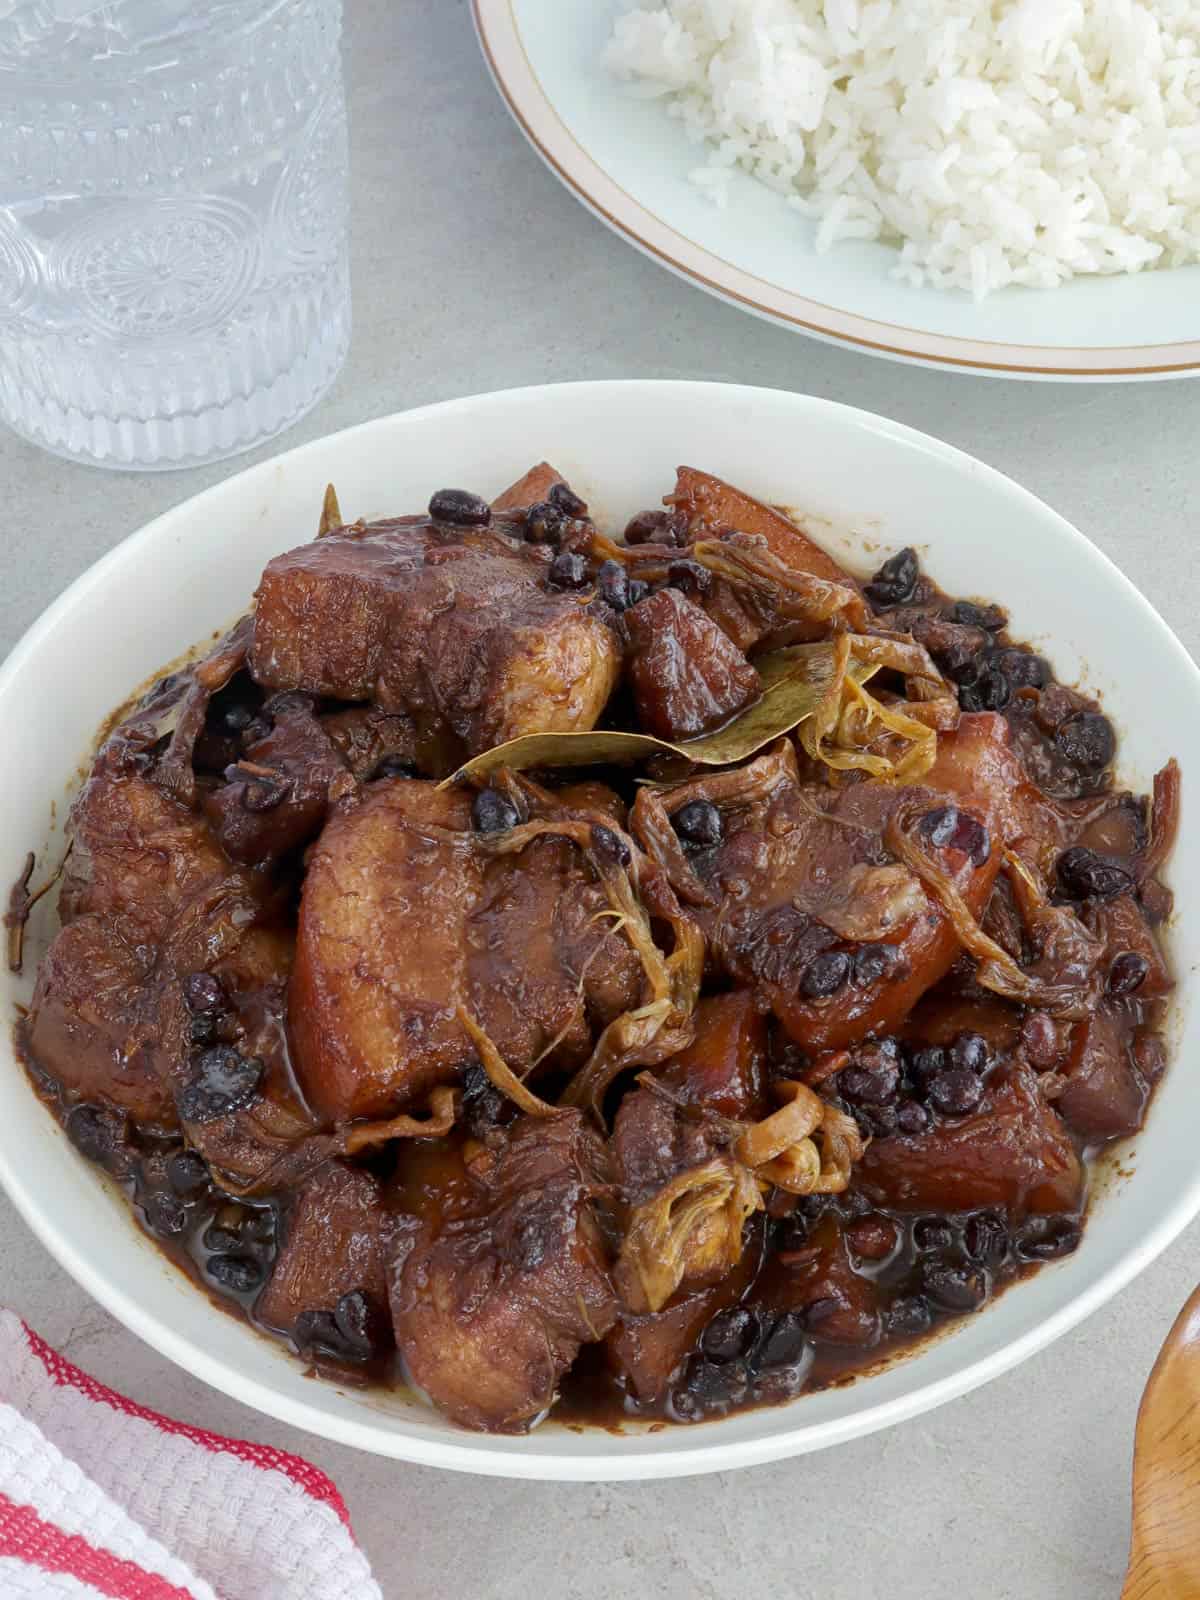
[0,1311,381,1599]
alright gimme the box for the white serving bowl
[1,381,1196,1481]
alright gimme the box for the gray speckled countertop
[3,4,1199,1596]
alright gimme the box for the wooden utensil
[1123,1285,1200,1597]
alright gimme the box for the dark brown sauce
[10,533,1176,1433]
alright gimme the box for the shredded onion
[474,801,705,1121]
[885,805,1092,1017]
[340,1086,462,1152]
[799,638,938,781]
[456,1007,558,1118]
[735,1079,823,1168]
[628,787,713,908]
[690,537,869,629]
[614,1156,762,1314]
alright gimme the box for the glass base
[0,301,350,473]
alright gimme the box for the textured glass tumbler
[0,0,350,470]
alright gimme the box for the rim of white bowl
[471,0,1200,384]
[2,381,1199,1480]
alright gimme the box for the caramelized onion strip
[690,538,870,631]
[885,805,1091,1017]
[614,1157,763,1315]
[456,1007,558,1118]
[738,1087,865,1197]
[339,1086,462,1152]
[735,1080,824,1168]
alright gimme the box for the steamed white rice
[604,0,1200,298]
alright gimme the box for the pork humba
[15,462,1177,1434]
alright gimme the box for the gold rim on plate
[473,0,1200,381]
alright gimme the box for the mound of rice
[604,0,1200,298]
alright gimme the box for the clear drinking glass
[0,0,350,470]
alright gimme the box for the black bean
[596,559,632,611]
[242,774,290,813]
[471,788,520,834]
[1056,846,1134,901]
[674,1355,750,1416]
[672,799,724,850]
[800,950,851,999]
[701,1307,761,1364]
[853,1103,899,1138]
[1055,712,1116,772]
[953,813,991,868]
[334,1290,384,1358]
[524,500,564,545]
[166,1150,210,1197]
[865,548,919,608]
[627,578,651,606]
[885,1296,933,1337]
[189,1013,219,1046]
[461,1058,507,1139]
[949,1032,990,1074]
[369,754,419,781]
[294,1309,341,1353]
[667,558,712,597]
[428,488,491,527]
[207,1254,263,1294]
[64,1104,125,1167]
[960,667,1011,712]
[240,715,272,747]
[221,702,254,734]
[920,806,959,848]
[182,972,224,1014]
[951,600,1007,632]
[919,805,990,866]
[964,1212,1009,1266]
[1108,951,1149,996]
[145,1191,189,1237]
[1016,1216,1082,1262]
[548,550,588,590]
[912,1216,956,1256]
[995,648,1048,690]
[837,1189,873,1220]
[590,823,631,868]
[928,1067,984,1118]
[624,510,671,545]
[242,1209,276,1246]
[851,943,896,987]
[839,1060,900,1107]
[772,1214,811,1254]
[845,1215,900,1262]
[177,1048,263,1124]
[548,481,588,518]
[909,1046,946,1094]
[921,1261,990,1312]
[203,1223,243,1254]
[896,1100,931,1136]
[755,1312,808,1369]
[931,628,988,679]
[949,656,982,689]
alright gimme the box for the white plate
[2,381,1198,1480]
[473,0,1200,381]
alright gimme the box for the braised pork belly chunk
[16,461,1177,1435]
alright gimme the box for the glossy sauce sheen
[13,471,1177,1434]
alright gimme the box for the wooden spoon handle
[1122,1285,1200,1598]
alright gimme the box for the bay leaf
[443,642,879,786]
